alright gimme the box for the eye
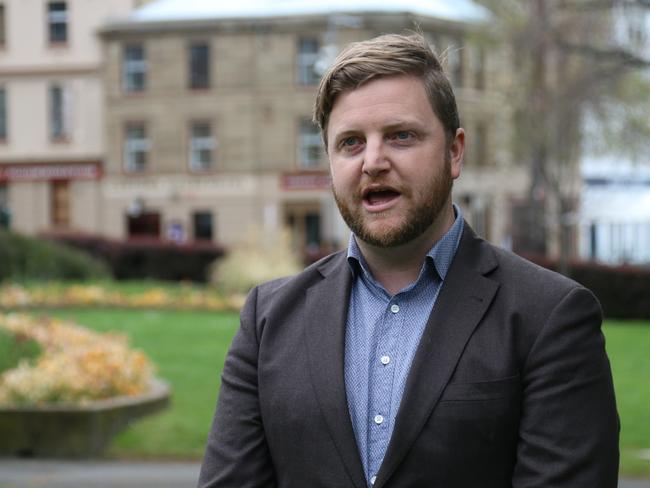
[388,131,415,142]
[342,136,360,146]
[337,136,364,152]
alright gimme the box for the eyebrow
[332,119,426,139]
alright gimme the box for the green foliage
[0,230,110,281]
[210,227,302,294]
[0,327,41,375]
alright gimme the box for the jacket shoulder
[249,250,347,310]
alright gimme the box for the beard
[332,157,453,248]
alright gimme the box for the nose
[362,137,390,177]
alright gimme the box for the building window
[51,180,70,227]
[468,122,488,167]
[123,43,146,93]
[297,118,323,168]
[189,122,215,171]
[47,1,68,44]
[0,183,9,229]
[189,41,210,89]
[0,87,6,140]
[0,4,6,47]
[50,84,71,140]
[473,46,486,90]
[446,39,464,88]
[193,211,213,241]
[297,37,319,85]
[124,122,150,173]
[127,211,160,238]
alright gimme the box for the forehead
[327,75,439,137]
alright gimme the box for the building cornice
[100,11,484,38]
[0,65,101,77]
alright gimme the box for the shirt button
[370,475,377,484]
[374,414,384,425]
[390,304,400,313]
[380,355,390,365]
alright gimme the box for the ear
[449,128,465,180]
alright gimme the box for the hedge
[42,232,225,282]
[522,254,650,320]
[0,230,110,282]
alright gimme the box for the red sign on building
[0,162,102,182]
[281,171,331,191]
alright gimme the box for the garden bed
[0,379,170,458]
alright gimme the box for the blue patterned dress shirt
[344,205,464,487]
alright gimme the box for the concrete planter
[0,379,170,458]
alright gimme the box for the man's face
[327,75,464,248]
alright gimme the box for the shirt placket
[366,295,404,485]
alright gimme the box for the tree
[476,0,650,273]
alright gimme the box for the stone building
[0,0,147,234]
[1,0,530,257]
[98,0,528,254]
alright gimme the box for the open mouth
[362,187,401,210]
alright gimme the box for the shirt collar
[346,203,464,282]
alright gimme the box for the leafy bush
[522,254,650,319]
[210,228,303,294]
[0,230,110,282]
[42,232,225,282]
[0,313,154,406]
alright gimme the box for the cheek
[330,160,358,188]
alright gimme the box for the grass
[603,321,650,478]
[41,307,239,459]
[0,327,41,374]
[12,308,650,477]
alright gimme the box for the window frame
[193,210,214,241]
[122,43,147,93]
[297,37,320,86]
[188,40,211,90]
[49,83,71,141]
[47,1,68,45]
[445,38,465,88]
[188,121,216,172]
[0,3,7,48]
[0,86,7,141]
[297,118,324,169]
[51,179,70,228]
[123,122,150,173]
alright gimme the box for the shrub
[42,232,225,282]
[0,313,154,406]
[210,228,303,294]
[0,230,110,282]
[522,254,650,320]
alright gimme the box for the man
[198,33,619,488]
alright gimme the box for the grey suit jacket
[198,223,619,488]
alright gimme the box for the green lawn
[604,321,650,478]
[44,308,239,459]
[33,309,650,476]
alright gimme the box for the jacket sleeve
[198,286,277,488]
[512,286,619,487]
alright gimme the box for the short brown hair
[313,33,460,148]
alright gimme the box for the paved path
[0,460,200,488]
[0,459,648,487]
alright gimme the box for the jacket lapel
[374,225,500,487]
[304,253,367,488]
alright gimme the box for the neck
[356,205,456,295]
